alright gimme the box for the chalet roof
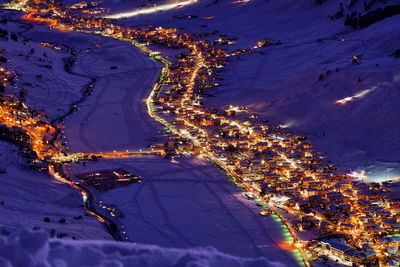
[340,223,355,228]
[322,239,353,253]
[376,210,391,216]
[256,141,269,146]
[306,188,318,192]
[358,199,371,206]
[320,221,330,227]
[389,236,400,242]
[354,182,368,189]
[344,189,353,194]
[327,191,344,197]
[344,249,365,260]
[339,204,351,209]
[311,207,324,215]
[387,247,397,255]
[363,250,376,258]
[362,243,373,250]
[379,237,393,243]
[302,177,314,182]
[383,218,396,224]
[387,258,398,267]
[361,215,373,220]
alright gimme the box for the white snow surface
[63,35,164,153]
[0,141,111,240]
[0,20,92,119]
[68,157,299,263]
[0,230,286,267]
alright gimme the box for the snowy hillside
[0,230,285,267]
[0,141,111,240]
[326,0,400,29]
[66,156,300,263]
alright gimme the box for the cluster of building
[0,58,14,93]
[0,93,64,161]
[0,59,54,171]
[153,83,400,265]
[75,169,141,192]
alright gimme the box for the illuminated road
[50,165,124,241]
[104,0,199,19]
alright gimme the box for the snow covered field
[63,36,165,153]
[0,141,111,240]
[0,11,166,152]
[108,0,400,181]
[0,230,285,267]
[69,156,298,264]
[0,15,93,119]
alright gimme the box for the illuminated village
[1,0,400,266]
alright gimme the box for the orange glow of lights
[278,241,293,251]
[293,241,306,249]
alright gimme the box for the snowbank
[68,157,297,263]
[0,141,111,241]
[0,230,286,267]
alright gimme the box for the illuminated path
[104,0,199,19]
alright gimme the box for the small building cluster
[76,169,141,192]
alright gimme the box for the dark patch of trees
[393,49,400,58]
[10,32,17,42]
[63,57,75,73]
[314,0,328,5]
[0,28,7,39]
[345,5,400,28]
